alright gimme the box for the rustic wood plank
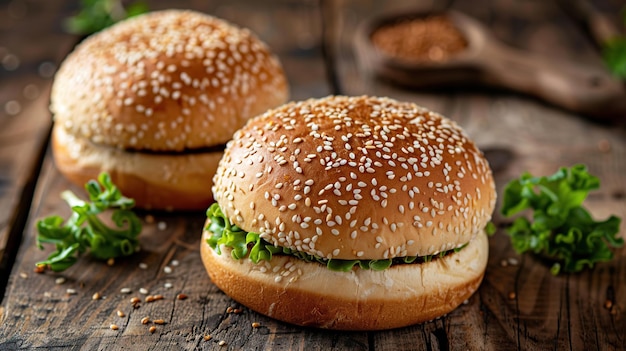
[0,0,78,297]
[332,0,626,350]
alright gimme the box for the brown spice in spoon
[371,15,467,62]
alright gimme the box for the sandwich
[50,9,288,210]
[201,95,496,330]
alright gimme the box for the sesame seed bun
[212,95,495,259]
[50,10,288,210]
[203,95,496,329]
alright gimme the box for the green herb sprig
[36,173,142,272]
[602,10,626,78]
[501,164,623,275]
[604,39,626,78]
[64,0,148,36]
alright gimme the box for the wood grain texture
[0,0,77,296]
[0,0,625,350]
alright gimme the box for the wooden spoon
[354,10,626,121]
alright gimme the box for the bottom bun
[52,125,222,211]
[200,227,489,330]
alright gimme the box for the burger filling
[206,203,467,272]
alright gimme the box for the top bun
[51,9,288,152]
[212,95,496,260]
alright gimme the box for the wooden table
[1,0,625,349]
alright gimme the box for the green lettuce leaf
[205,203,465,272]
[501,164,623,275]
[36,173,142,271]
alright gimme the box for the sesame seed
[131,297,141,304]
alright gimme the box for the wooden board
[0,0,625,350]
[0,0,78,296]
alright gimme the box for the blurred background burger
[50,9,289,210]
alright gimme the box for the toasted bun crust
[51,9,288,151]
[52,125,221,210]
[212,96,495,259]
[50,9,288,210]
[201,227,489,330]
